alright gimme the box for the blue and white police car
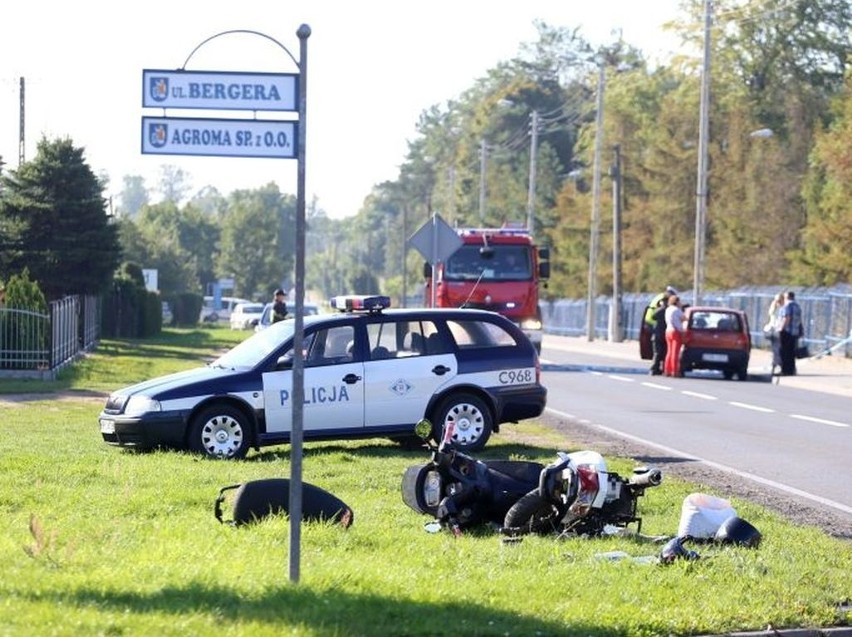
[99,295,547,459]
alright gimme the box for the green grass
[0,328,850,636]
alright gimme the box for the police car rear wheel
[189,405,250,459]
[434,393,492,451]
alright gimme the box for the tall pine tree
[0,137,121,300]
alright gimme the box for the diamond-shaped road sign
[407,213,463,264]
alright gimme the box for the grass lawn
[0,327,849,636]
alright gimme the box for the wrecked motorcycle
[401,419,544,535]
[502,449,663,537]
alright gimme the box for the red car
[680,306,751,380]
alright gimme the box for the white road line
[729,401,775,413]
[641,382,672,391]
[681,390,717,400]
[790,414,849,428]
[608,374,634,382]
[544,407,852,517]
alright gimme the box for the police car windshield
[212,319,296,368]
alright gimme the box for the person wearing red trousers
[664,294,686,377]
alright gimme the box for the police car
[99,295,547,459]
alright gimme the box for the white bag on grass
[677,493,736,539]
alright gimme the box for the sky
[0,0,687,220]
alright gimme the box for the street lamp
[609,145,623,343]
[587,62,606,341]
[526,110,539,238]
[693,0,712,307]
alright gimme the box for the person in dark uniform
[272,288,288,323]
[649,297,668,375]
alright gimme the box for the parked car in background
[254,301,319,331]
[680,306,751,380]
[200,296,252,324]
[229,302,265,330]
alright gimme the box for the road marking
[608,374,634,382]
[790,414,849,428]
[681,390,717,400]
[641,382,672,391]
[729,401,775,413]
[545,407,852,517]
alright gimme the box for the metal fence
[542,285,852,359]
[0,295,100,379]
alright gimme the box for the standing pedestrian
[642,285,677,362]
[765,292,785,373]
[779,290,803,376]
[272,288,288,323]
[649,297,668,375]
[664,294,686,377]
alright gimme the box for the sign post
[141,26,311,583]
[407,213,463,307]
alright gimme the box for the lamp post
[479,139,488,223]
[586,62,606,341]
[692,0,712,307]
[609,144,623,343]
[526,110,539,238]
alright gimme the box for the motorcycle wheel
[503,491,563,535]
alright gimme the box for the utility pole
[401,204,408,307]
[586,63,605,341]
[609,144,623,343]
[526,110,539,238]
[479,139,488,224]
[693,0,712,307]
[19,77,25,166]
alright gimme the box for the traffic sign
[408,213,463,264]
[142,69,297,111]
[141,116,296,158]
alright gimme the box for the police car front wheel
[189,405,251,459]
[433,393,492,452]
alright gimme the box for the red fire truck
[422,226,550,353]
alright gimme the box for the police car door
[363,319,456,428]
[262,325,364,433]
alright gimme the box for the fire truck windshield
[444,245,532,281]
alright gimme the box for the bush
[172,292,203,327]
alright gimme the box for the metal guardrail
[541,285,852,359]
[0,295,100,379]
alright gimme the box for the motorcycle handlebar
[629,468,663,488]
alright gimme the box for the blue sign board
[141,116,296,158]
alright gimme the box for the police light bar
[330,295,391,312]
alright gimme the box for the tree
[792,72,852,284]
[0,137,121,300]
[158,164,192,204]
[118,202,203,296]
[217,184,297,299]
[117,175,150,217]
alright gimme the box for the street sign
[141,116,296,158]
[142,69,298,111]
[408,213,463,264]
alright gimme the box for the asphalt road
[537,334,852,540]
